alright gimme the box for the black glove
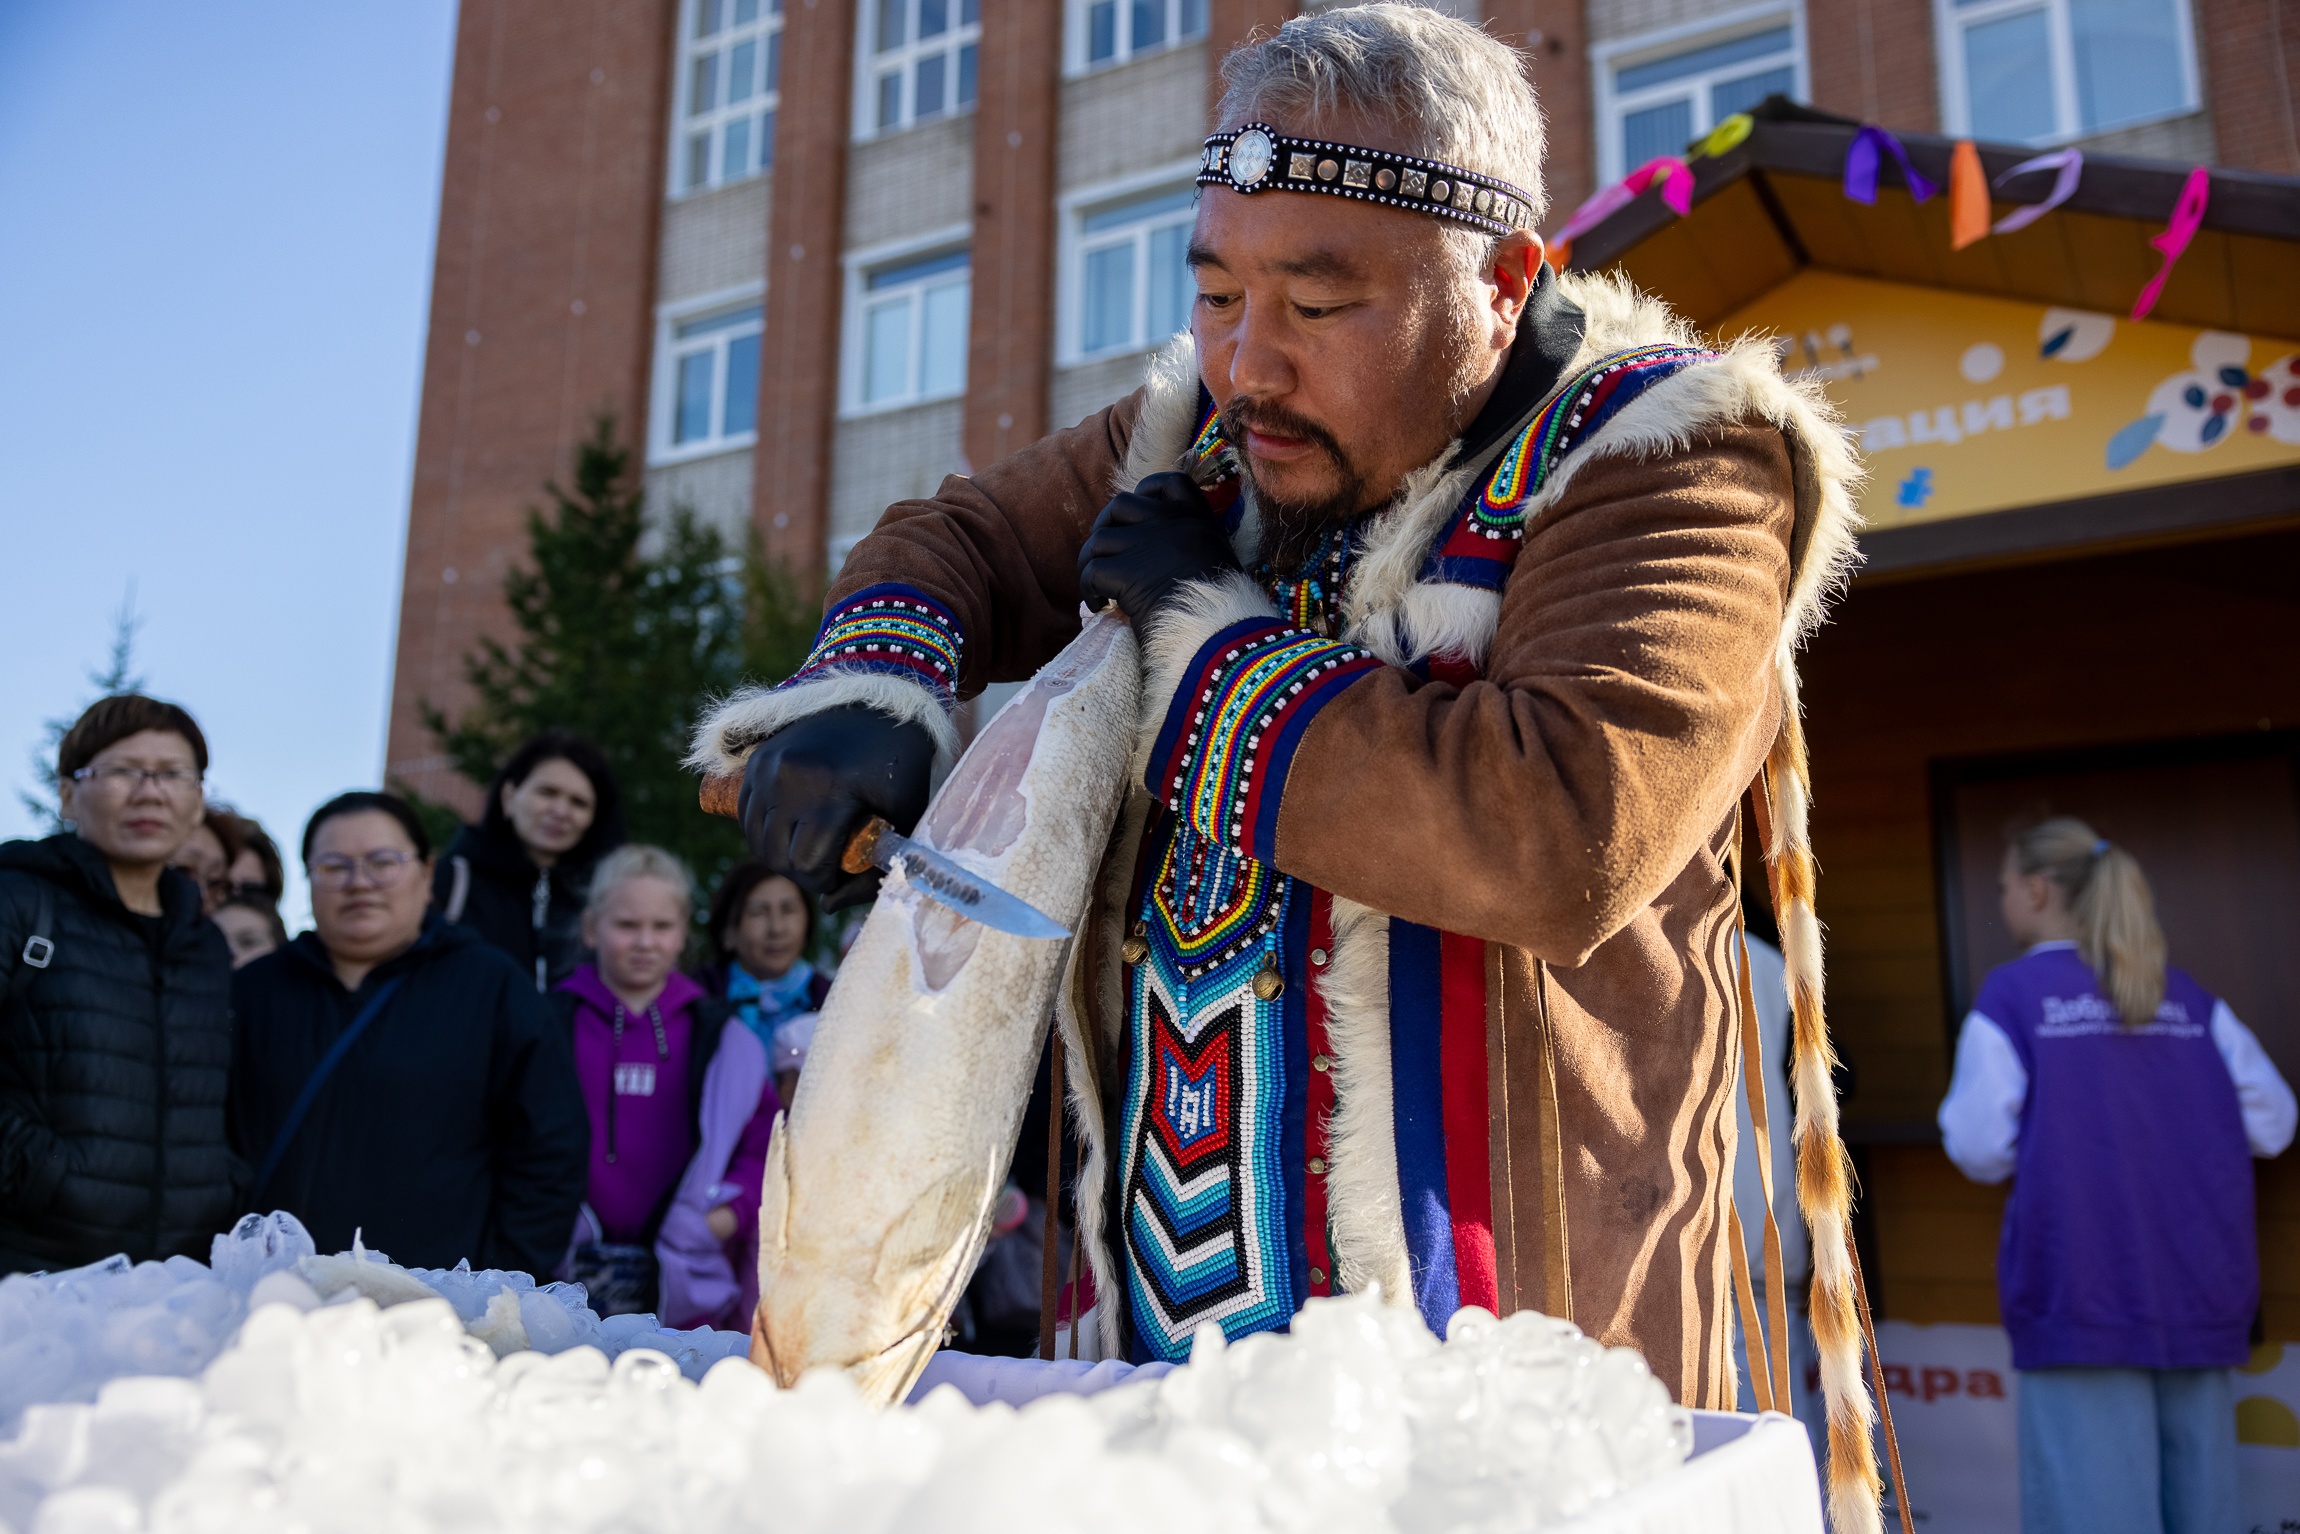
[1077,472,1241,625]
[738,703,937,910]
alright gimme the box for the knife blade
[839,817,1070,941]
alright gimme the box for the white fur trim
[1053,951,1123,1358]
[1131,570,1282,784]
[1531,272,1866,654]
[1319,898,1418,1311]
[686,668,962,785]
[1116,334,1208,497]
[1336,453,1482,647]
[1357,584,1504,672]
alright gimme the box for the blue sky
[0,2,460,923]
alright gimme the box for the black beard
[1219,397,1371,574]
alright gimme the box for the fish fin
[759,1113,792,1260]
[874,1167,984,1285]
[849,1166,996,1406]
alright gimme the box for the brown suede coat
[698,273,1861,1404]
[827,434,1791,1402]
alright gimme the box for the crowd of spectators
[0,693,829,1333]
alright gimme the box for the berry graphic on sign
[2105,332,2289,468]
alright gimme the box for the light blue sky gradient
[0,2,459,924]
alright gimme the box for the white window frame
[670,0,784,198]
[1590,5,1807,185]
[854,0,981,140]
[1063,0,1210,77]
[841,226,973,417]
[1934,0,2200,146]
[1057,162,1202,366]
[650,283,766,464]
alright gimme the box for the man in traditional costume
[695,6,1877,1526]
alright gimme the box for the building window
[1598,17,1801,181]
[1938,0,2196,144]
[860,0,980,137]
[850,248,970,411]
[676,0,782,195]
[657,298,763,457]
[1068,182,1197,360]
[1069,0,1208,74]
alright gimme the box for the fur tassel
[1764,659,1884,1534]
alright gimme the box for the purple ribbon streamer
[1843,125,1937,205]
[1991,149,2084,234]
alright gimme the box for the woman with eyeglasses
[228,791,588,1276]
[0,695,239,1276]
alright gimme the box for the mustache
[1219,397,1347,467]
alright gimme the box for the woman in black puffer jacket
[0,697,239,1275]
[431,731,626,993]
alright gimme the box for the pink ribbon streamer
[2132,166,2211,321]
[1990,149,2084,234]
[1550,156,1693,248]
[1843,125,1937,205]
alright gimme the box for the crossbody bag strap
[443,855,472,923]
[6,884,56,1017]
[254,974,407,1200]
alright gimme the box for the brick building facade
[386,0,2296,803]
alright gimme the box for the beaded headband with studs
[1197,122,1535,237]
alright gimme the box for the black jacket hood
[0,834,205,942]
[277,914,482,991]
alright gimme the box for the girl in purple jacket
[1939,818,2294,1534]
[558,845,780,1331]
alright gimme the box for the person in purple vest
[1939,816,2295,1534]
[554,845,780,1330]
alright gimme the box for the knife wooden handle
[841,816,893,876]
[700,777,892,881]
[699,772,742,820]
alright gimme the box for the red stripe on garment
[1438,928,1497,1313]
[1302,888,1336,1298]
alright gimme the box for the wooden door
[1934,734,2300,1083]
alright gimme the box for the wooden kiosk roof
[1565,110,2300,574]
[1568,108,2300,337]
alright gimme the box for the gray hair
[584,843,696,921]
[1215,3,1549,267]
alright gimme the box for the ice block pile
[0,1214,1692,1534]
[0,1212,744,1443]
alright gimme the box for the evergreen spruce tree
[22,592,145,831]
[419,417,815,889]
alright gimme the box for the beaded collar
[1254,521,1361,638]
[1199,122,1534,237]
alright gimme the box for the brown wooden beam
[754,0,858,593]
[385,0,679,806]
[965,0,1061,467]
[1484,0,1595,231]
[1205,0,1294,121]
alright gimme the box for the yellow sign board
[1718,271,2300,531]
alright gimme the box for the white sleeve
[1937,1012,2026,1184]
[2211,1000,2297,1158]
